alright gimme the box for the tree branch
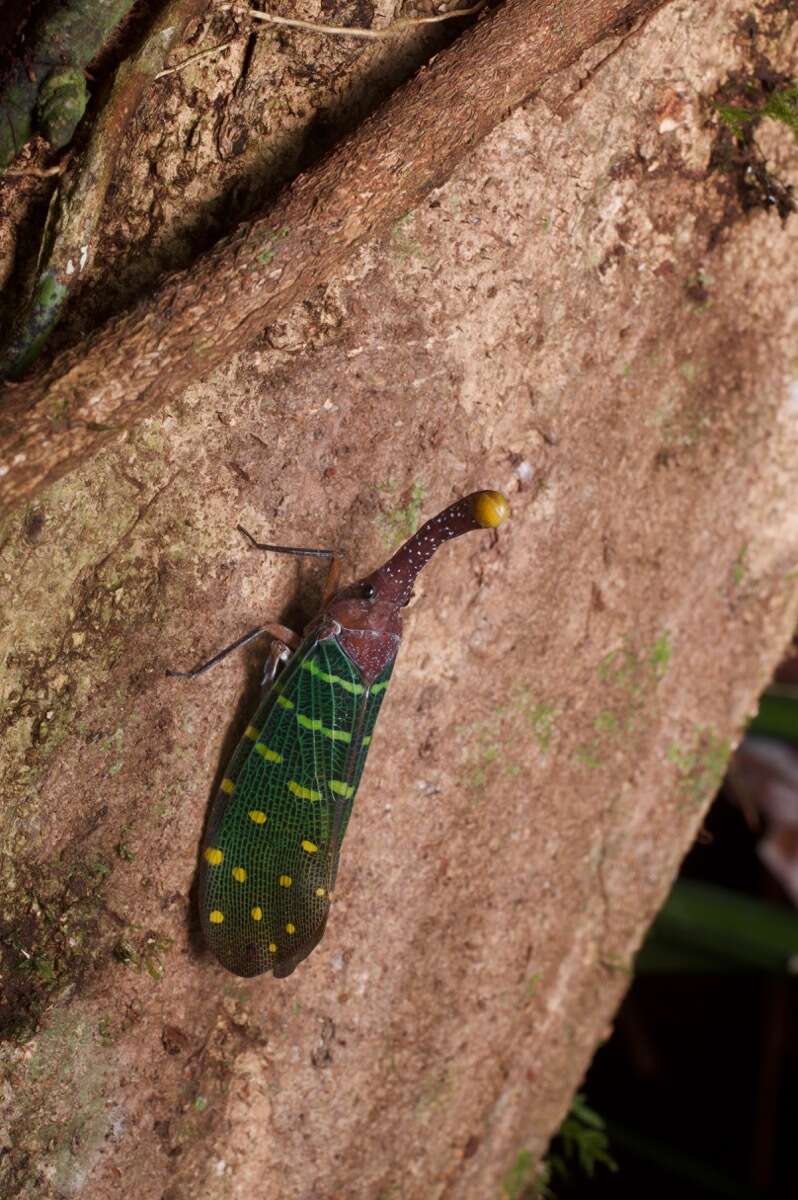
[0,0,671,512]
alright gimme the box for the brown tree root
[0,0,671,512]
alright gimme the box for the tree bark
[0,0,670,512]
[0,2,797,1198]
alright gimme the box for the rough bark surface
[0,0,669,509]
[0,2,797,1199]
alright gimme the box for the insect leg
[260,639,290,688]
[168,621,302,679]
[167,626,271,679]
[258,623,302,688]
[238,525,335,561]
[238,524,342,608]
[320,555,342,606]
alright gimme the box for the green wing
[199,633,394,977]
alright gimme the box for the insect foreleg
[237,525,335,561]
[237,523,342,611]
[320,556,341,606]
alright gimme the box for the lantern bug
[172,490,510,978]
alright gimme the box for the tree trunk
[0,0,666,510]
[1,1,797,1197]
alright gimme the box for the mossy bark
[0,0,210,380]
[0,0,136,170]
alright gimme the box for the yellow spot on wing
[255,742,282,762]
[301,839,319,854]
[204,847,223,866]
[221,778,235,795]
[209,910,224,924]
[279,875,292,887]
[287,780,321,802]
[301,658,364,694]
[232,866,247,883]
[315,886,326,897]
[286,922,296,934]
[251,906,263,921]
[296,712,351,742]
[277,694,294,710]
[329,780,354,798]
[244,725,259,740]
[249,809,267,824]
[269,942,277,953]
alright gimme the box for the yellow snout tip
[473,490,511,529]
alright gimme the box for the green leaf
[638,880,798,975]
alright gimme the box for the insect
[174,489,510,977]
